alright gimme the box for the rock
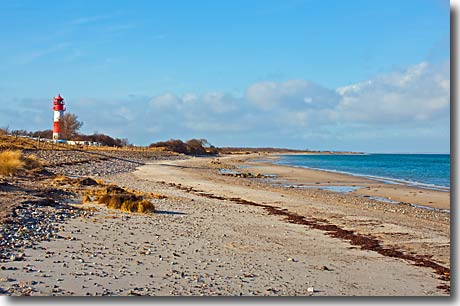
[10,255,19,261]
[320,265,331,271]
[307,287,315,293]
[79,177,98,186]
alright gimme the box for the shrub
[149,138,215,155]
[0,150,25,176]
[31,129,53,139]
[0,127,9,136]
[75,133,129,147]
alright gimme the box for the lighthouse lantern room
[52,94,66,140]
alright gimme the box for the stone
[320,265,331,271]
[79,177,98,186]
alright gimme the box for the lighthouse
[52,94,66,140]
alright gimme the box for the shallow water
[276,154,450,190]
[282,184,363,193]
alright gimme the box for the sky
[0,0,451,152]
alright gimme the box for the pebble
[29,150,184,177]
[0,202,81,262]
[320,265,331,271]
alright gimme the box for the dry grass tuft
[0,150,25,176]
[151,193,168,199]
[120,200,137,213]
[137,199,156,213]
[22,154,42,171]
[52,175,80,187]
[88,185,156,214]
[82,194,92,203]
[53,175,69,181]
[105,185,126,195]
[94,178,105,185]
[120,199,155,213]
[107,195,125,209]
[97,194,112,205]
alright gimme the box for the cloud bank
[0,61,449,152]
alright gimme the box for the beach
[0,152,450,296]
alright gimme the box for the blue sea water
[275,154,450,190]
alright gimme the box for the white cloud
[335,61,450,123]
[149,92,182,109]
[182,93,199,104]
[1,61,449,151]
[201,92,240,113]
[245,79,340,110]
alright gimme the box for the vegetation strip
[160,181,450,292]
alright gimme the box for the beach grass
[87,184,156,214]
[0,150,24,176]
[22,154,42,171]
[0,150,43,176]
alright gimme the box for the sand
[0,153,450,296]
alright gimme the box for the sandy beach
[0,152,450,296]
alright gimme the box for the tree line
[149,139,218,155]
[1,113,129,147]
[1,113,218,154]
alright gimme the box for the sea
[275,154,450,191]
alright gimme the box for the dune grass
[86,184,156,214]
[0,150,43,176]
[0,150,24,176]
[82,194,92,203]
[22,154,42,171]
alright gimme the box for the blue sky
[0,0,450,152]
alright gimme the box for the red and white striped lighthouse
[52,94,66,140]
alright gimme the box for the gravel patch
[0,199,83,262]
[24,149,185,177]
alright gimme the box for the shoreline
[269,153,450,192]
[238,154,450,211]
[273,159,450,193]
[0,151,450,296]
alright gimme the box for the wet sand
[242,156,450,211]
